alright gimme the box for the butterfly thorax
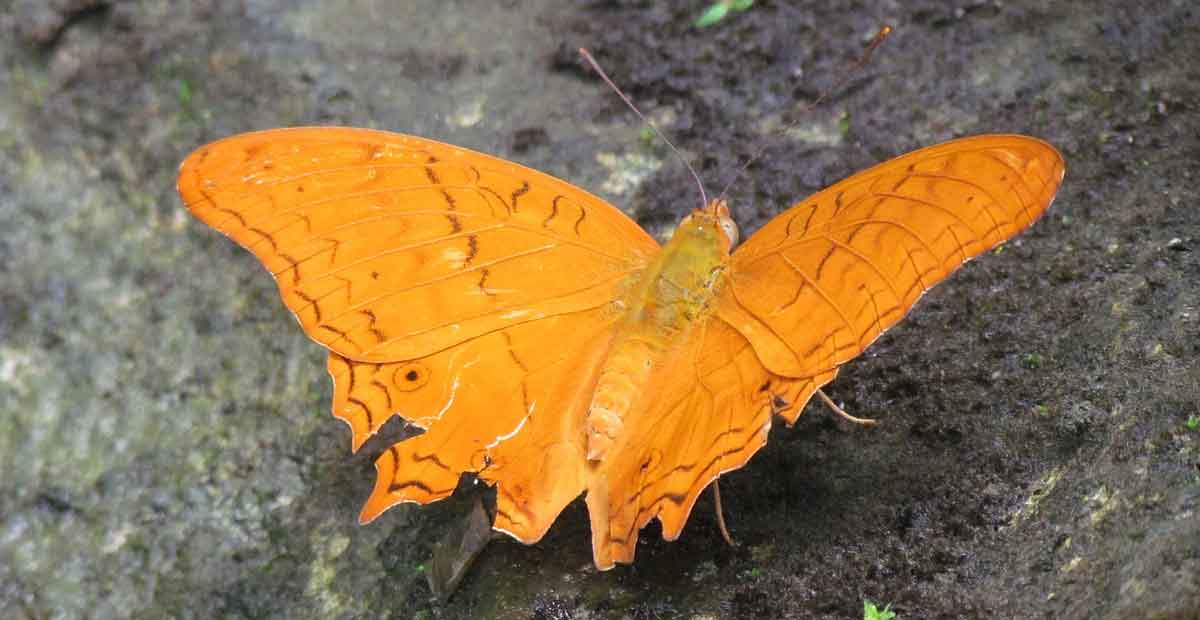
[585,202,737,462]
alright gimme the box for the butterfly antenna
[715,25,893,204]
[578,48,709,211]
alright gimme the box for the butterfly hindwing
[340,308,618,542]
[583,315,827,568]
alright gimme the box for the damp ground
[1,1,1196,619]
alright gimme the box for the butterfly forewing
[720,134,1065,380]
[178,127,658,363]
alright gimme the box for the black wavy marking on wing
[511,180,530,212]
[386,446,457,495]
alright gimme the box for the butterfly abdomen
[585,334,660,461]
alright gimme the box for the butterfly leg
[815,389,878,426]
[711,479,736,547]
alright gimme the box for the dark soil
[1,1,1196,619]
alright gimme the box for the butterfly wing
[343,307,617,543]
[719,134,1065,404]
[179,127,659,542]
[582,316,819,568]
[585,134,1064,568]
[178,127,657,363]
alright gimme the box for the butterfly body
[179,128,1064,570]
[586,200,737,460]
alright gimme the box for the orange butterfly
[178,128,1064,569]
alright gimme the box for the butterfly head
[679,199,739,252]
